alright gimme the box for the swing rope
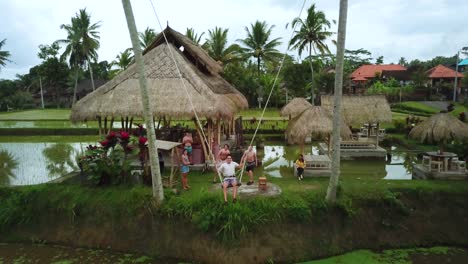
[148,0,223,183]
[238,0,308,183]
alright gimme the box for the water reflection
[43,143,78,177]
[253,143,414,180]
[0,142,89,186]
[0,149,18,185]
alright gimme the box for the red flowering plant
[77,130,139,186]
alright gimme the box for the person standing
[295,154,306,181]
[242,146,257,185]
[181,149,191,190]
[182,132,193,164]
[218,155,243,204]
[213,144,230,183]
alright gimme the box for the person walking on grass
[242,146,257,185]
[181,149,191,190]
[218,154,244,205]
[295,154,305,181]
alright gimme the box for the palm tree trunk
[122,0,164,204]
[326,0,348,203]
[257,56,261,76]
[72,66,79,106]
[88,59,95,91]
[308,42,315,105]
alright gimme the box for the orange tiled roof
[426,64,464,78]
[351,64,407,80]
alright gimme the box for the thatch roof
[280,97,312,118]
[409,113,468,144]
[285,106,352,144]
[70,27,248,122]
[321,95,392,125]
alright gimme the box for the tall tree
[57,8,101,104]
[326,0,348,203]
[112,48,134,71]
[398,57,407,66]
[237,20,282,75]
[139,27,157,50]
[288,4,334,105]
[375,55,384,65]
[122,0,164,203]
[203,27,241,66]
[185,28,204,46]
[0,39,12,71]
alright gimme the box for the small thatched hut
[285,106,352,153]
[321,95,392,125]
[280,97,312,119]
[409,113,468,144]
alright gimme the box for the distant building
[349,64,407,93]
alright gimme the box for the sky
[1,0,468,80]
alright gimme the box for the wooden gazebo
[70,26,248,162]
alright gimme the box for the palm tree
[0,39,12,71]
[57,8,101,104]
[113,48,134,71]
[237,20,282,75]
[326,0,348,203]
[139,27,157,50]
[288,4,334,105]
[203,27,241,66]
[122,0,164,204]
[185,28,204,46]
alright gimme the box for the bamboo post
[375,122,379,149]
[217,117,221,145]
[98,116,102,136]
[169,147,175,188]
[121,117,125,132]
[194,120,209,164]
[328,134,332,156]
[129,117,134,131]
[125,117,129,131]
[104,117,108,135]
[109,117,114,132]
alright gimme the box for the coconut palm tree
[0,39,12,71]
[326,0,348,203]
[122,0,164,204]
[237,20,282,75]
[185,28,204,46]
[139,27,157,50]
[203,27,241,66]
[288,4,334,105]
[112,48,134,71]
[57,8,101,104]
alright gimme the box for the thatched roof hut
[409,113,468,144]
[280,97,312,118]
[285,106,352,144]
[70,26,248,122]
[321,95,392,125]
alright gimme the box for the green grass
[237,108,281,118]
[0,136,100,143]
[397,102,439,114]
[0,109,71,120]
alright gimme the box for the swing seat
[221,182,242,188]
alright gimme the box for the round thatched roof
[409,113,468,143]
[280,97,312,118]
[321,95,392,125]
[285,106,352,144]
[70,28,248,122]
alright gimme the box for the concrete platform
[293,163,331,177]
[318,142,387,160]
[208,181,282,198]
[413,164,468,180]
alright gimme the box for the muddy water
[0,243,179,264]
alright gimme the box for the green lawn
[0,109,71,120]
[397,101,440,114]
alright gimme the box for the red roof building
[426,64,464,78]
[351,64,407,81]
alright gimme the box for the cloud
[1,0,467,80]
